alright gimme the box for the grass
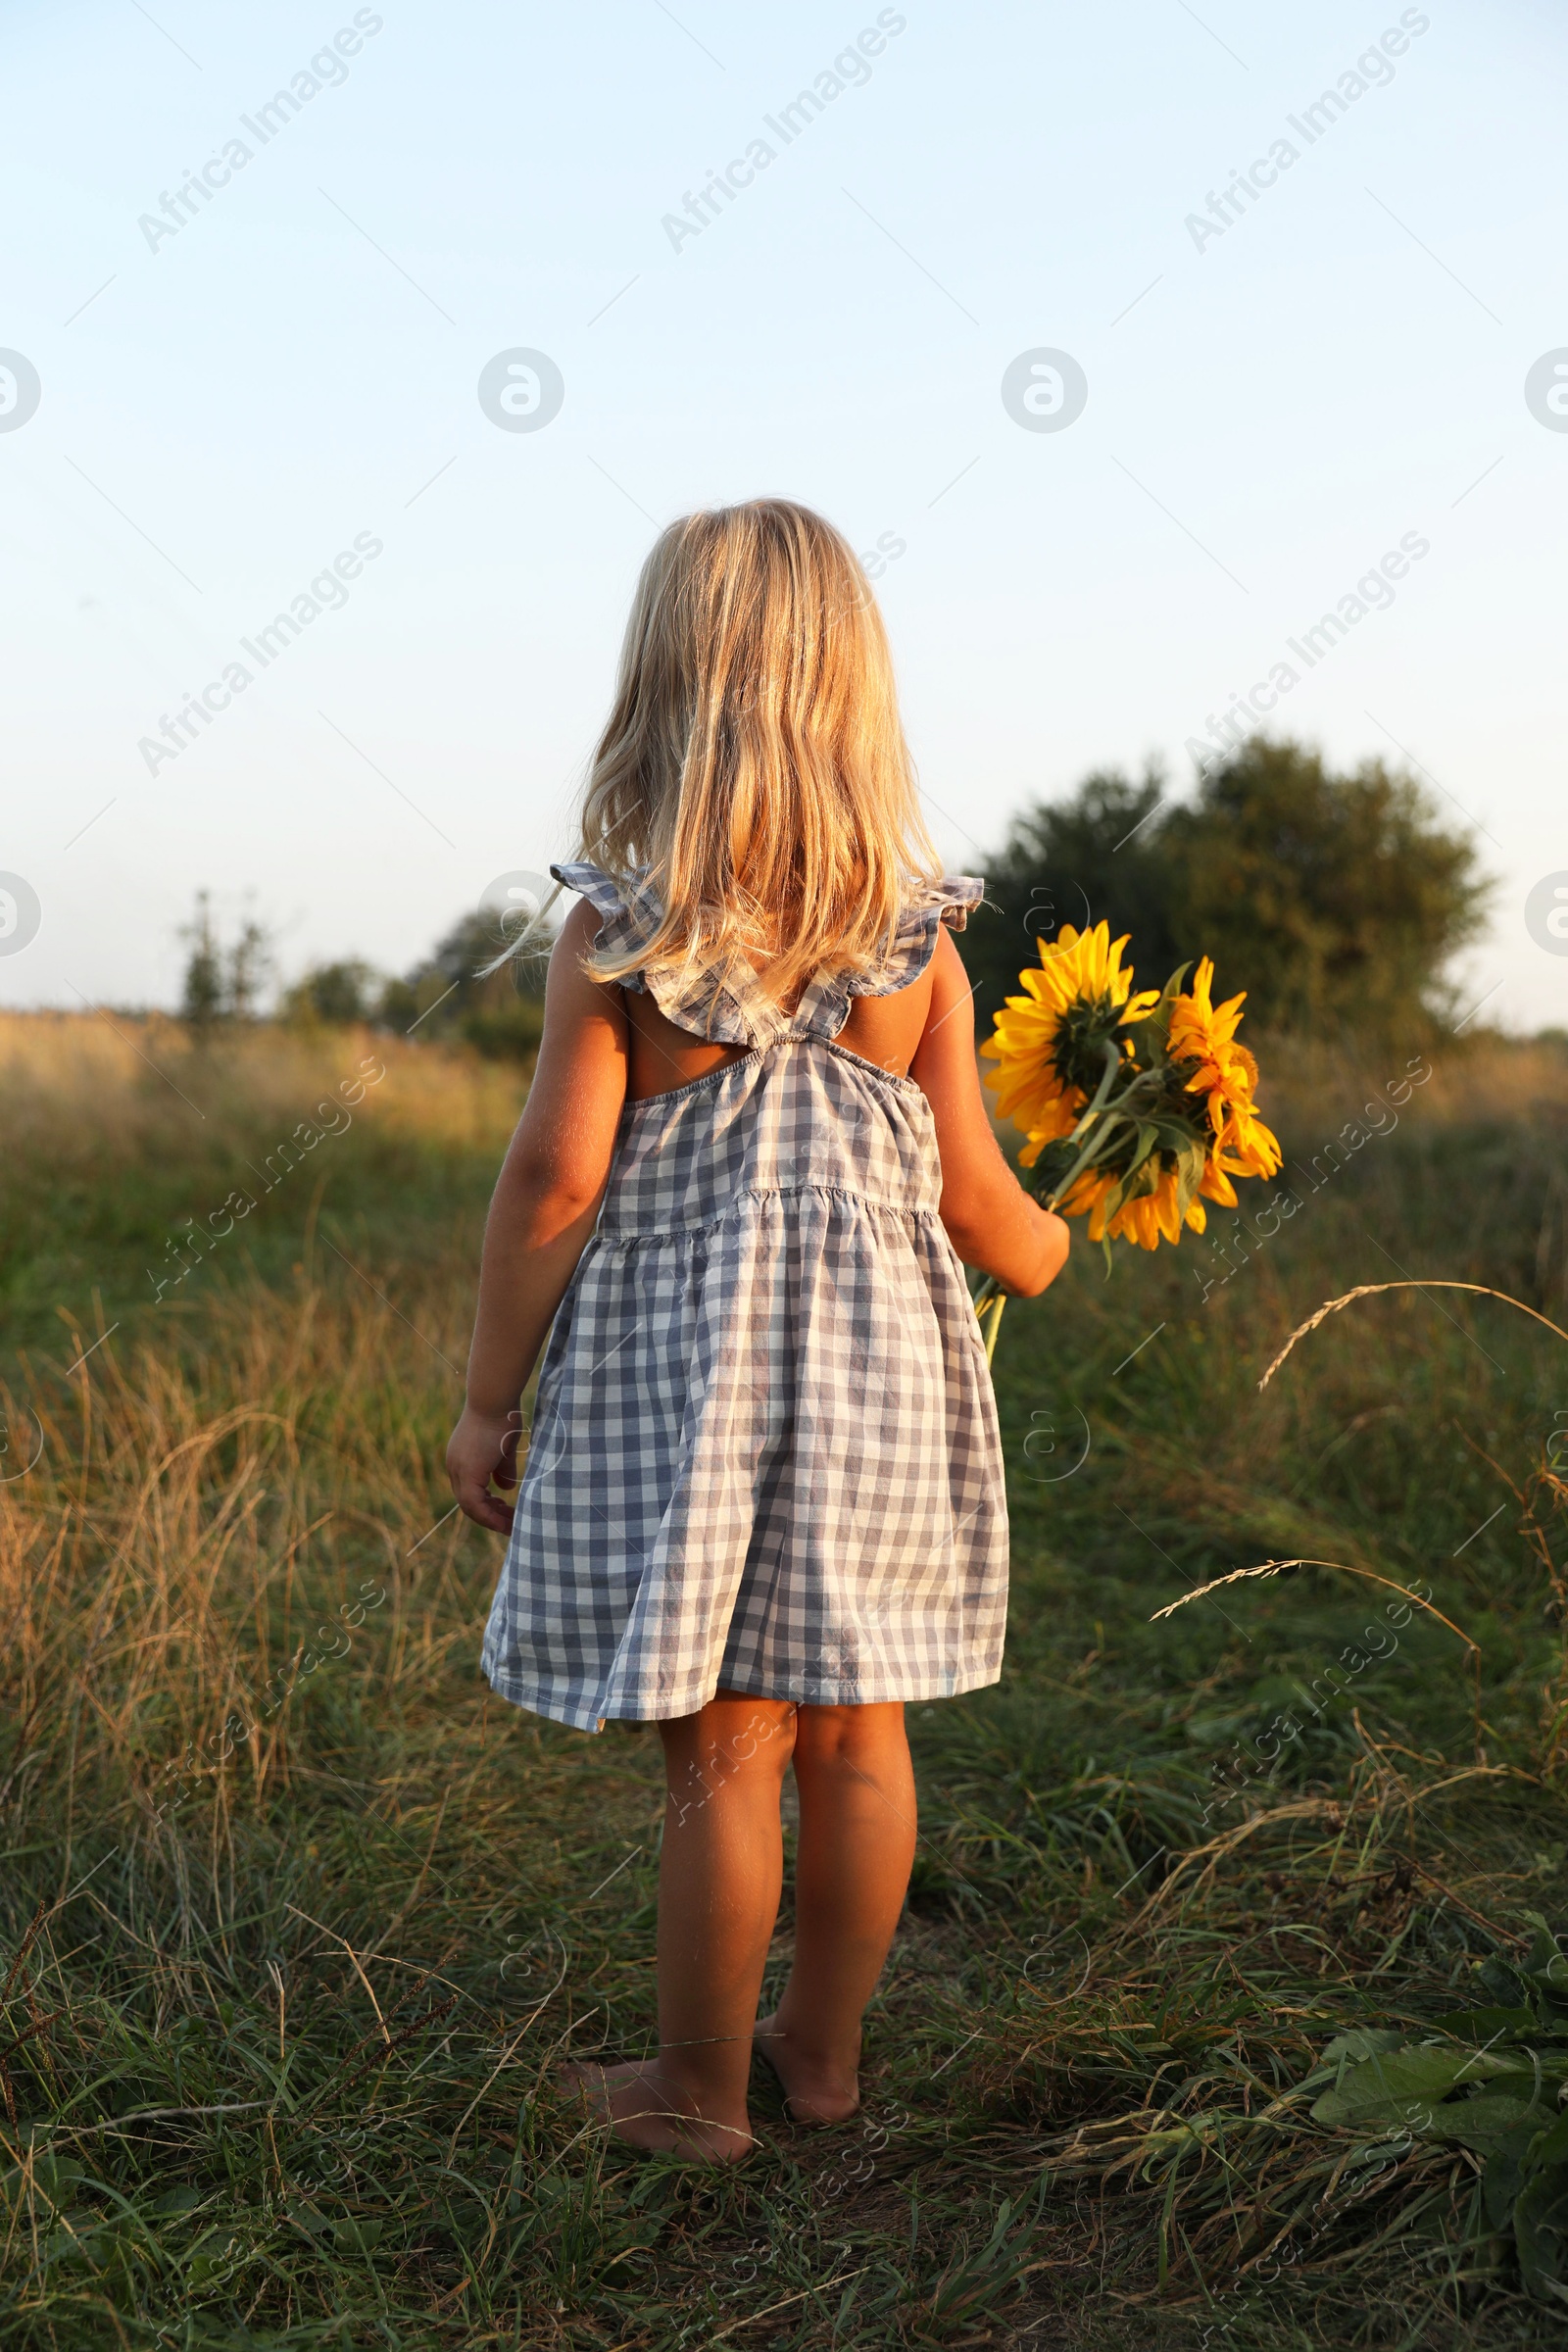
[3,1009,1568,2347]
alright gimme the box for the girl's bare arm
[910,928,1069,1298]
[447,901,627,1531]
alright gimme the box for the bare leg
[567,1691,798,2162]
[756,1701,916,2123]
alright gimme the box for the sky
[2,0,1565,1026]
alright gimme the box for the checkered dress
[479,862,1008,1733]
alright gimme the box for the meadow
[3,1005,1568,2349]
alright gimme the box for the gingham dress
[479,861,1008,1733]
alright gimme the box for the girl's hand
[447,1404,524,1533]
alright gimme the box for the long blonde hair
[575,499,942,1007]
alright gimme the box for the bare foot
[561,2060,754,2164]
[751,2014,860,2125]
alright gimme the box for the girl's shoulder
[549,861,984,1045]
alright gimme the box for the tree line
[179,736,1492,1054]
[956,736,1489,1042]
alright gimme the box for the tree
[380,905,559,1060]
[955,738,1490,1041]
[179,892,224,1027]
[1163,739,1491,1034]
[279,959,381,1027]
[958,761,1179,1034]
[179,892,273,1027]
[423,907,555,1003]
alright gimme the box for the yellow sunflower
[1104,1170,1183,1250]
[982,922,1158,1160]
[1061,1163,1210,1250]
[1167,956,1282,1181]
[1054,1166,1116,1225]
[1198,1157,1239,1208]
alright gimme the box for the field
[3,1007,1568,2349]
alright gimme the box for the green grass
[3,1014,1568,2347]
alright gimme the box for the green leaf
[1310,2045,1534,2131]
[149,2184,206,2216]
[1317,2028,1404,2068]
[1484,2128,1541,2230]
[1525,2108,1568,2170]
[1520,1920,1568,2007]
[1171,1137,1209,1217]
[1422,2090,1549,2152]
[333,2217,384,2252]
[1480,1958,1531,2010]
[1122,1124,1160,1181]
[5,2155,85,2208]
[1515,2161,1568,2304]
[1433,2005,1540,2044]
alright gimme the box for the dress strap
[551,862,985,1047]
[786,875,983,1041]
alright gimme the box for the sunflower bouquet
[973,921,1282,1356]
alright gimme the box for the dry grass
[1251,1029,1568,1133]
[0,1009,524,1162]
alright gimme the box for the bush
[279,959,382,1028]
[962,736,1491,1044]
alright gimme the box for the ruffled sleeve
[849,876,983,996]
[551,862,985,1048]
[550,860,657,974]
[550,860,761,1045]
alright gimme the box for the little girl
[447,498,1067,2162]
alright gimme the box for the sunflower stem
[1041,1041,1137,1210]
[967,1277,1007,1367]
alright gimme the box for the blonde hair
[574,498,943,1008]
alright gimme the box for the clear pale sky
[3,0,1565,1025]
